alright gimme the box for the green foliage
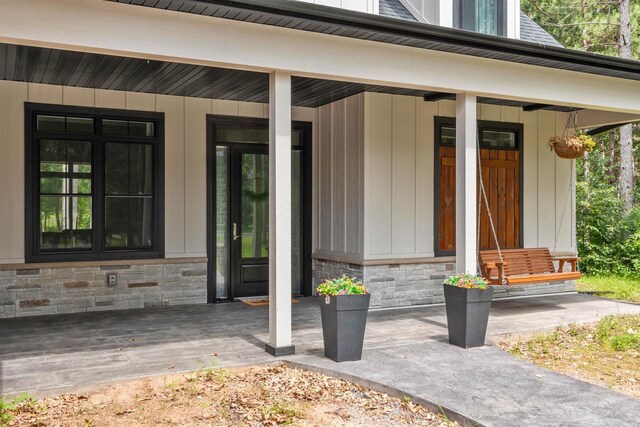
[524,2,640,276]
[595,315,640,351]
[577,276,640,303]
[522,0,640,59]
[0,393,40,427]
[316,275,367,296]
[576,179,640,275]
[443,273,489,289]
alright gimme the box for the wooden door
[436,124,522,255]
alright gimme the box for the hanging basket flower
[548,134,596,159]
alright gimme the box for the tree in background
[522,0,640,275]
[618,0,634,213]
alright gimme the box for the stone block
[16,269,40,276]
[95,300,114,307]
[64,281,90,289]
[114,300,131,310]
[52,269,75,280]
[19,299,49,308]
[128,282,159,289]
[181,269,207,277]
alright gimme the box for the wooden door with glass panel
[436,119,523,256]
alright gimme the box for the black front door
[231,145,270,298]
[207,116,311,301]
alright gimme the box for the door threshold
[233,296,269,302]
[233,295,305,302]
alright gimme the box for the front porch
[2,293,640,424]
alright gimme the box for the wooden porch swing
[474,125,582,286]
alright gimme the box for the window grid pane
[104,142,154,249]
[38,139,93,251]
[31,109,160,259]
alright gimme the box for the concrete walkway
[1,293,640,425]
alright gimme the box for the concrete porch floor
[1,293,640,425]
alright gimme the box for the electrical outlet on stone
[107,273,118,287]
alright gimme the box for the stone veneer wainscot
[312,257,576,309]
[0,258,207,318]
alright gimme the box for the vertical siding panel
[28,83,62,104]
[318,103,333,252]
[212,99,239,116]
[184,97,211,256]
[238,101,266,118]
[392,95,416,254]
[500,105,520,124]
[125,92,155,111]
[416,97,436,255]
[292,106,315,122]
[522,110,538,248]
[537,110,556,248]
[157,95,185,256]
[345,94,363,256]
[437,100,455,118]
[479,104,500,121]
[95,89,126,109]
[0,81,28,262]
[555,112,572,253]
[364,93,393,256]
[332,99,346,252]
[62,86,94,107]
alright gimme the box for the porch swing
[476,119,582,286]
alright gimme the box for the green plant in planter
[444,273,489,290]
[316,275,367,296]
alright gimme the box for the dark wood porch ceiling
[0,43,575,112]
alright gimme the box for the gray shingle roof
[378,3,563,48]
[379,0,417,22]
[519,12,563,47]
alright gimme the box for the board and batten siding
[362,93,576,260]
[0,80,314,264]
[313,93,365,261]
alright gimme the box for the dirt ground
[6,364,455,426]
[499,314,640,399]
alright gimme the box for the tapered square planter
[443,285,494,349]
[320,294,371,362]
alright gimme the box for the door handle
[232,223,240,241]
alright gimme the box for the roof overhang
[110,0,640,82]
[0,42,578,111]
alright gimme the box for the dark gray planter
[320,293,371,362]
[443,285,494,349]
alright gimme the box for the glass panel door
[240,153,269,259]
[211,121,309,301]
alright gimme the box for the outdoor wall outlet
[107,273,118,287]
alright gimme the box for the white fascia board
[1,0,640,114]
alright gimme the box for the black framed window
[438,123,520,150]
[25,104,164,262]
[454,0,506,36]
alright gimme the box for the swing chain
[476,129,506,285]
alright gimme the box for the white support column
[266,70,295,357]
[455,93,478,274]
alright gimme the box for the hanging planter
[548,110,596,160]
[548,134,596,159]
